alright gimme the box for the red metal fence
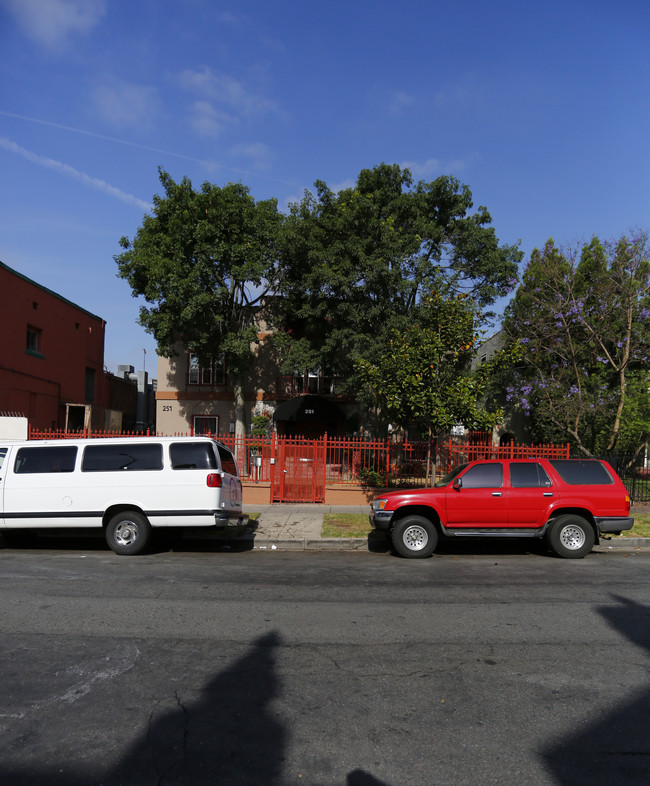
[27,426,570,500]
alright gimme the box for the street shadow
[0,631,286,785]
[542,594,650,784]
[347,769,392,785]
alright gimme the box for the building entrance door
[272,440,325,503]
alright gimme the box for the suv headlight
[371,499,388,511]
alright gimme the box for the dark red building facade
[0,261,134,430]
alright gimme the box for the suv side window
[510,463,552,488]
[549,460,613,485]
[170,442,217,470]
[15,446,77,473]
[460,463,503,489]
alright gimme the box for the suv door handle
[492,492,502,497]
[543,492,553,496]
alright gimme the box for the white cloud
[400,158,442,179]
[230,142,273,169]
[0,136,152,211]
[188,101,238,139]
[178,66,280,118]
[401,154,480,179]
[92,82,161,130]
[387,90,416,115]
[2,0,106,49]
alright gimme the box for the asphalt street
[1,543,650,785]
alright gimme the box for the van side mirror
[453,478,462,490]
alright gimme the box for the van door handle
[543,492,553,497]
[492,492,502,497]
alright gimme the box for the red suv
[370,458,633,559]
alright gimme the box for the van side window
[15,446,77,474]
[82,444,163,471]
[217,445,238,476]
[170,442,217,470]
[0,447,7,470]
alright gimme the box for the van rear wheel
[106,511,151,555]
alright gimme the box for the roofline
[0,260,106,325]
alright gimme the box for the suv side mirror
[453,478,463,490]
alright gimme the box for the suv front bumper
[369,510,393,531]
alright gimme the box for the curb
[248,537,370,552]
[217,533,650,552]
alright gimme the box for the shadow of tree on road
[542,594,650,784]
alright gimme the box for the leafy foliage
[115,168,282,435]
[502,233,650,458]
[274,163,522,391]
[355,293,517,437]
[116,168,282,372]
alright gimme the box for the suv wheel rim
[560,524,585,550]
[404,525,428,551]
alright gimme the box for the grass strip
[322,513,372,538]
[618,510,650,537]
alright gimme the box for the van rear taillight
[207,473,222,488]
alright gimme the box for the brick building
[0,260,146,430]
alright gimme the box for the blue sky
[1,0,648,375]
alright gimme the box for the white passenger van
[0,437,248,555]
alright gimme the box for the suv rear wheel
[391,516,438,559]
[547,514,595,559]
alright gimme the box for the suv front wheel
[391,516,438,559]
[547,514,595,559]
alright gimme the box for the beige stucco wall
[155,335,282,435]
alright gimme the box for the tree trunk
[233,376,247,442]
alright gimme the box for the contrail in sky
[0,110,297,186]
[0,136,153,212]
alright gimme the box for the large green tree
[355,293,515,464]
[115,168,282,438]
[501,233,650,460]
[274,164,522,392]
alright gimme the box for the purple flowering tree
[501,233,650,460]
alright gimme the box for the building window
[85,367,96,403]
[26,326,42,356]
[193,415,219,435]
[188,353,226,386]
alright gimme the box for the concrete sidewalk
[230,503,650,552]
[238,504,371,551]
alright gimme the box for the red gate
[272,439,325,502]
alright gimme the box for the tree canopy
[501,233,650,459]
[115,167,282,436]
[274,163,522,391]
[355,293,516,440]
[116,163,522,438]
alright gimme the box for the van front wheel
[106,511,151,555]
